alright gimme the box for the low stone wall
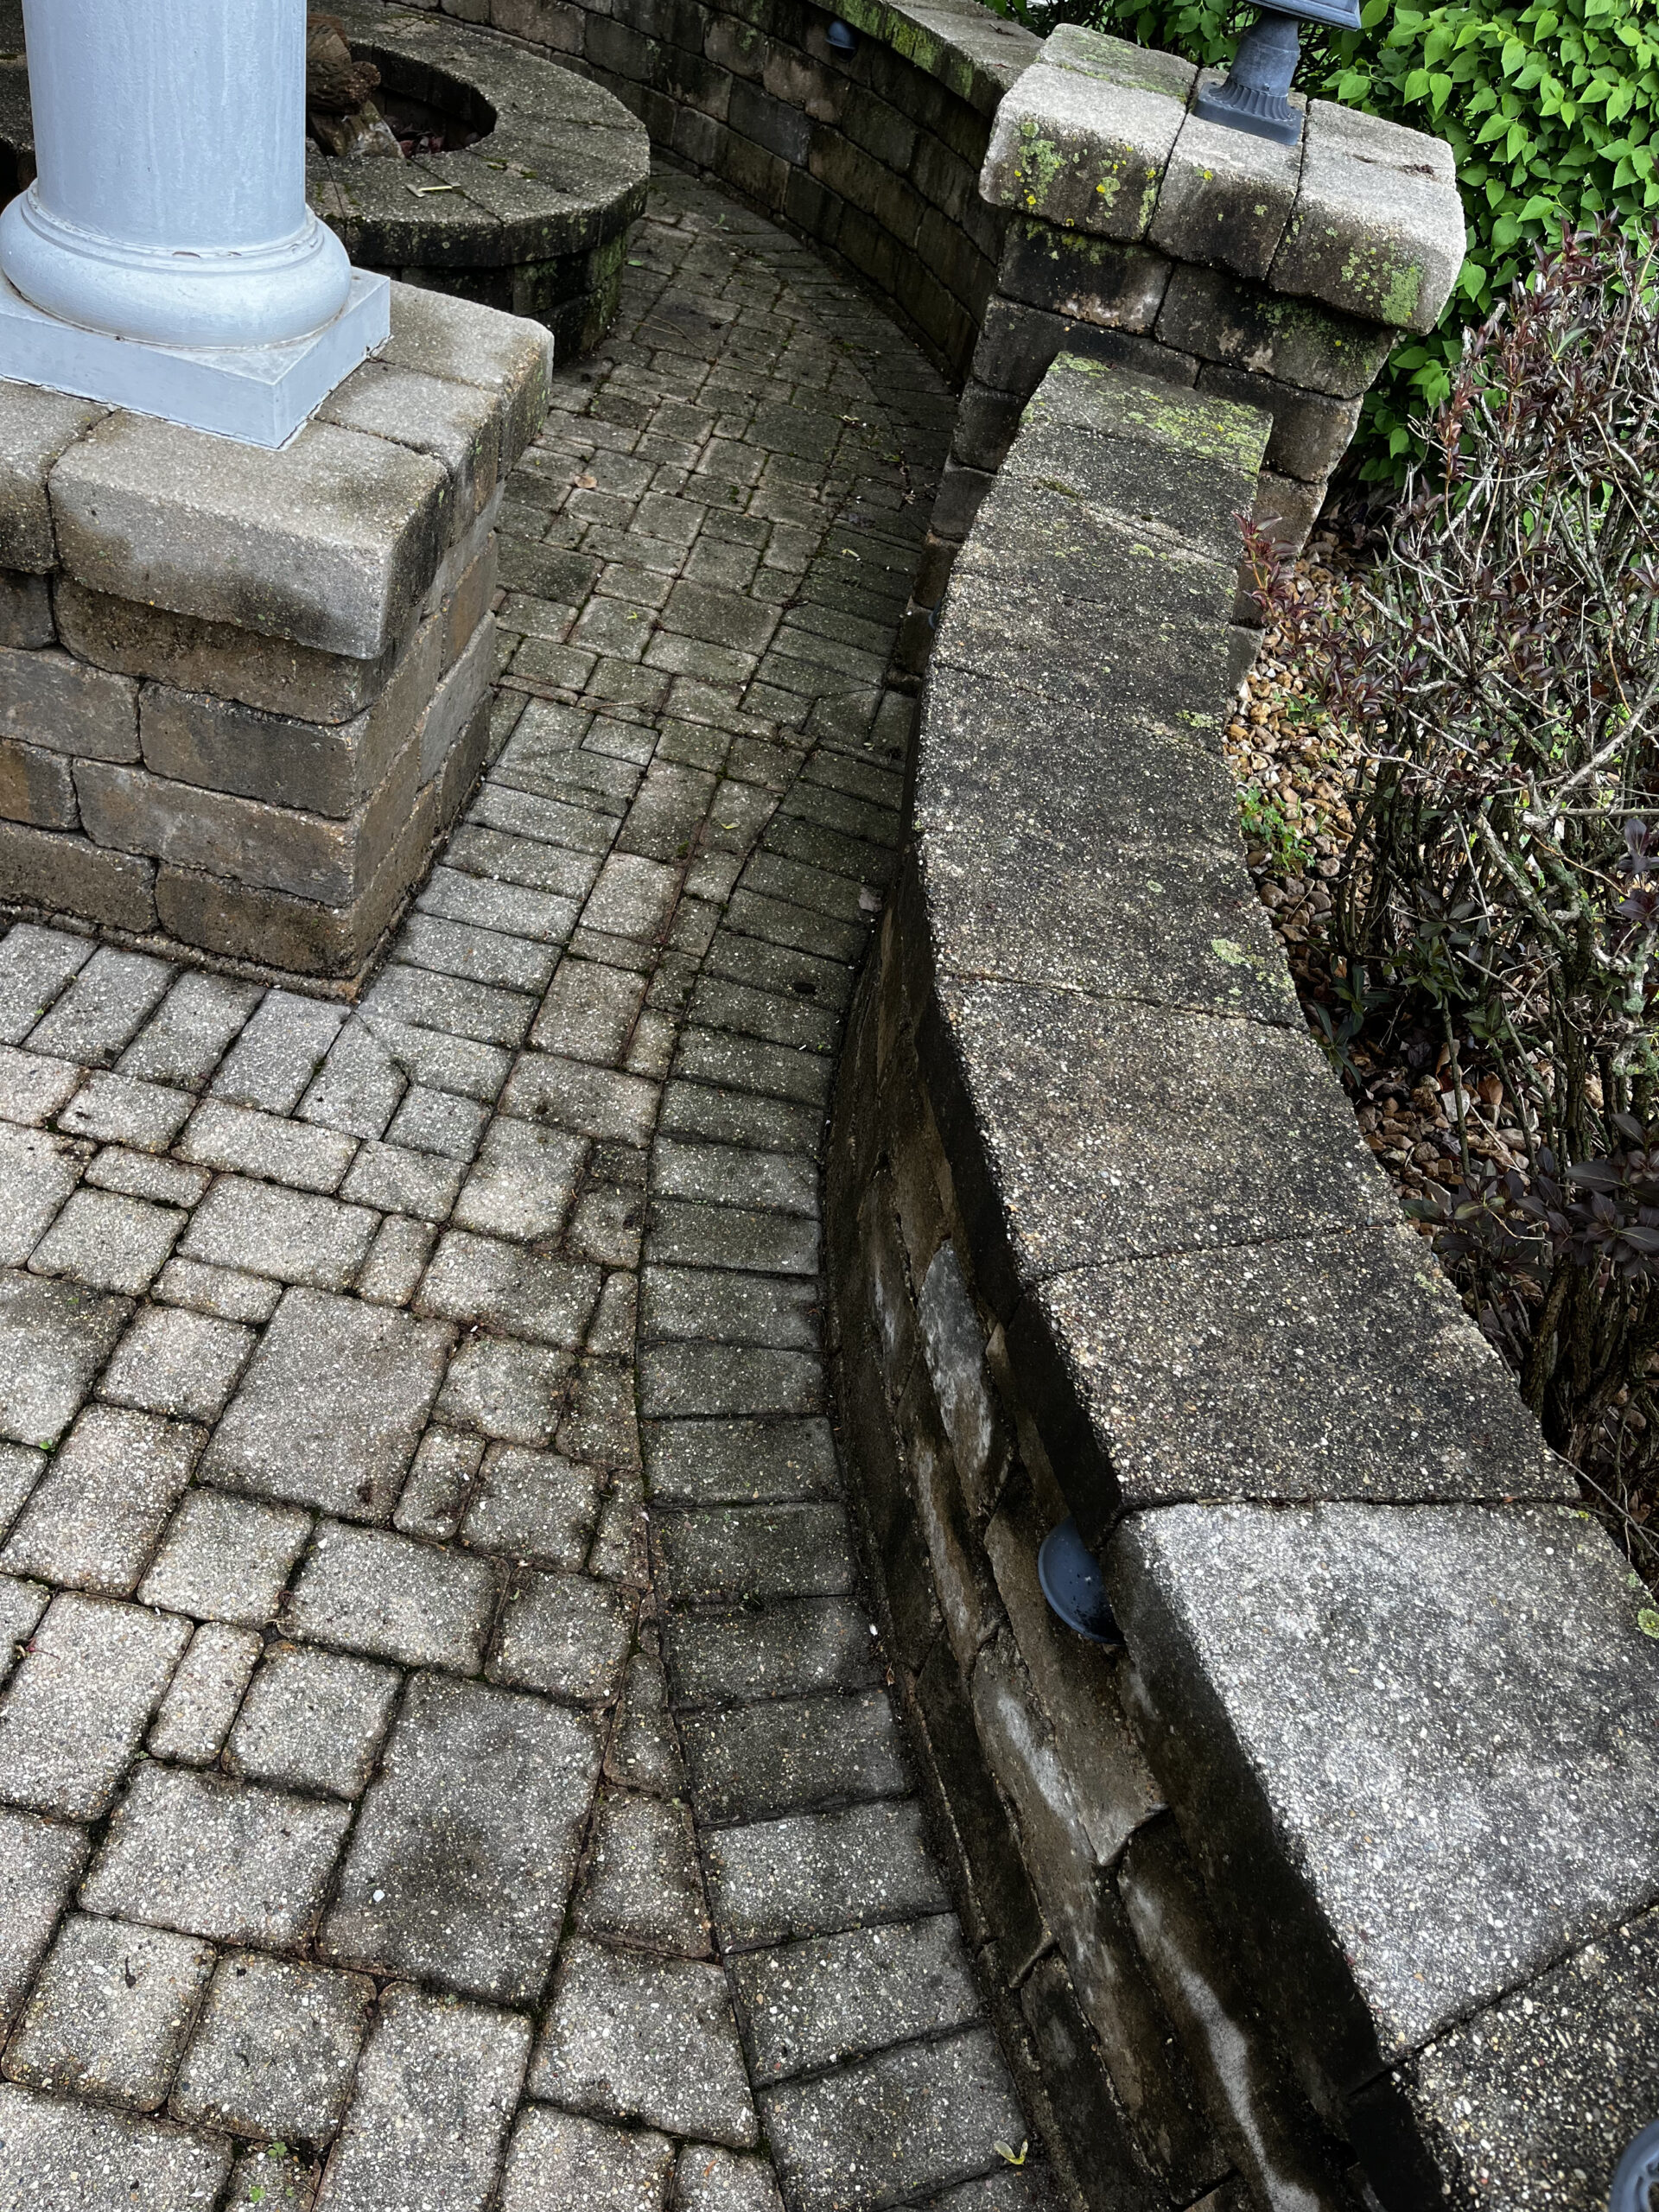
[826,354,1659,2212]
[0,288,549,986]
[391,1,1459,683]
[395,0,1038,379]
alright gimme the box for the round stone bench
[0,1,649,361]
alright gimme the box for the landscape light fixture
[1192,0,1361,147]
[827,19,858,52]
[1037,1519,1121,1646]
[1610,2120,1659,2212]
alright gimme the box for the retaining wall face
[826,352,1659,2212]
[0,286,550,985]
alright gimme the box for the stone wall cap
[1028,356,1271,473]
[47,412,451,664]
[380,285,552,471]
[1270,98,1466,333]
[1109,1500,1659,2077]
[1154,78,1305,283]
[1399,1906,1659,2212]
[0,384,105,575]
[984,38,1465,333]
[1027,1224,1571,1519]
[1041,22,1198,100]
[980,55,1188,242]
[835,0,1041,110]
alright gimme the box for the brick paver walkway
[0,174,1055,2212]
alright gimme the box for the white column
[0,0,389,445]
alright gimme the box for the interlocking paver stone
[28,1186,186,1294]
[312,1984,530,2212]
[181,1177,377,1289]
[419,1231,601,1346]
[643,1417,837,1504]
[286,1520,498,1669]
[204,1287,450,1521]
[149,1620,263,1764]
[99,1304,253,1424]
[461,1444,598,1569]
[498,2107,676,2212]
[487,1569,635,1702]
[0,1402,200,1594]
[440,1336,573,1446]
[394,1425,484,1542]
[322,1672,599,2002]
[227,1643,400,1796]
[82,1763,352,1947]
[454,1120,588,1243]
[5,1913,215,2111]
[0,1808,90,2031]
[137,1487,312,1626]
[172,1953,375,2141]
[0,1044,82,1128]
[0,1270,130,1447]
[0,172,1038,2203]
[760,2028,1032,2212]
[118,969,260,1089]
[706,1802,952,1947]
[56,1073,194,1151]
[571,1788,711,1955]
[531,1938,758,2148]
[25,949,173,1067]
[0,925,91,1046]
[0,1125,83,1268]
[0,2081,232,2209]
[0,1592,189,1817]
[734,1916,982,2082]
[666,1599,883,1706]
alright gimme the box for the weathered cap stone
[381,285,553,474]
[1014,1223,1569,1532]
[1383,1907,1659,2212]
[48,416,451,664]
[980,39,1192,244]
[1109,1501,1659,2097]
[1150,80,1304,283]
[1269,99,1466,333]
[0,385,102,575]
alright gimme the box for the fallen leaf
[995,2142,1028,2167]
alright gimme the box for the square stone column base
[0,283,551,988]
[0,272,393,450]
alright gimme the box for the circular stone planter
[0,0,648,361]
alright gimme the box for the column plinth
[0,0,388,446]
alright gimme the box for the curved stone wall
[393,0,1039,378]
[824,353,1659,2212]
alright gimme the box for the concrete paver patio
[0,172,1058,2212]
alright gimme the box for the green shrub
[1055,0,1659,479]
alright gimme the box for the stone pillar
[898,24,1466,675]
[0,0,389,447]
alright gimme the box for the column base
[0,270,392,449]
